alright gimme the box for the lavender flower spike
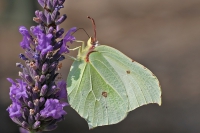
[7,0,76,132]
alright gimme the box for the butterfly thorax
[77,37,98,62]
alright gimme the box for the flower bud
[53,41,62,50]
[28,101,34,109]
[35,113,41,121]
[55,14,67,25]
[16,63,24,68]
[28,114,35,125]
[47,85,57,96]
[40,84,48,96]
[25,74,34,85]
[38,0,45,7]
[39,11,47,23]
[58,0,65,5]
[48,26,54,34]
[47,13,52,25]
[19,53,28,60]
[49,62,58,72]
[22,121,29,129]
[51,9,58,21]
[58,55,65,61]
[32,121,41,129]
[52,0,58,9]
[42,63,49,74]
[46,0,53,10]
[56,28,64,38]
[39,97,45,107]
[39,75,46,84]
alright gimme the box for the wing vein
[90,59,125,101]
[71,63,87,107]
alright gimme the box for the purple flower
[32,26,53,55]
[7,0,74,132]
[56,80,67,99]
[40,99,68,119]
[7,102,22,118]
[19,26,32,49]
[7,78,28,102]
[63,27,77,44]
[58,27,76,54]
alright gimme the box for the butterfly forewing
[93,45,161,111]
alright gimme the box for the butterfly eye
[94,41,99,47]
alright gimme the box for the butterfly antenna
[87,16,97,43]
[71,28,90,38]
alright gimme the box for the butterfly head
[87,37,99,47]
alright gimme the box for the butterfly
[67,16,161,129]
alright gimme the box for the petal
[63,27,76,45]
[41,45,53,56]
[19,26,32,49]
[7,78,16,85]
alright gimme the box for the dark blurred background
[0,0,200,133]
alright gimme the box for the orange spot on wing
[102,92,108,97]
[126,70,131,74]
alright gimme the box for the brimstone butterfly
[67,16,161,129]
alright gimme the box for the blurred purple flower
[7,102,22,118]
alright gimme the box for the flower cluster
[7,0,76,132]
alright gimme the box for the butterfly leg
[75,40,85,48]
[74,40,85,55]
[66,55,77,61]
[68,46,81,51]
[68,40,85,50]
[67,46,81,61]
[67,40,85,61]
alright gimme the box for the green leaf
[67,38,161,129]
